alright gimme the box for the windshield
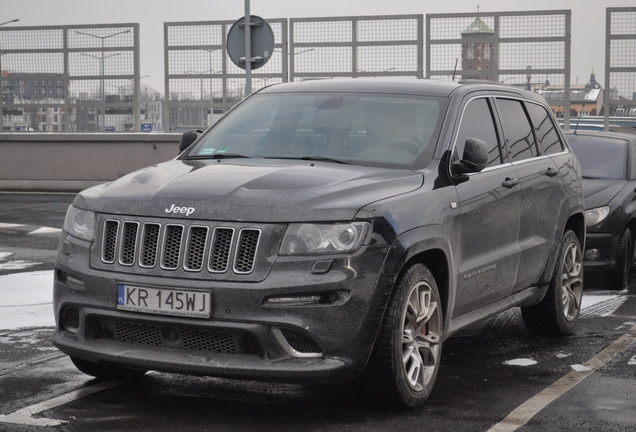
[568,134,629,180]
[186,92,448,169]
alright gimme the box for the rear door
[451,96,522,317]
[493,97,567,290]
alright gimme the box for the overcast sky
[1,0,634,92]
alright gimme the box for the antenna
[574,113,581,134]
[452,58,458,81]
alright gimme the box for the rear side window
[496,98,538,162]
[454,98,502,168]
[526,102,564,155]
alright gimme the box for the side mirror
[178,129,203,153]
[452,138,489,174]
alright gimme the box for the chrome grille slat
[234,229,261,274]
[99,218,261,276]
[119,222,139,266]
[209,227,234,273]
[161,225,184,270]
[139,223,160,268]
[102,220,119,264]
[184,226,208,271]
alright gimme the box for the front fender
[375,224,457,339]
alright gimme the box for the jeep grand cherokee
[53,79,585,407]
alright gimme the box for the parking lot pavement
[0,192,635,431]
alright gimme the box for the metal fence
[4,11,636,134]
[427,10,572,128]
[0,24,139,132]
[163,19,287,131]
[163,15,421,131]
[289,15,423,81]
[605,7,636,128]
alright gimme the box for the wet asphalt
[0,192,634,432]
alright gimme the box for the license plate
[117,284,211,318]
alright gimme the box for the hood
[582,179,628,209]
[74,159,424,222]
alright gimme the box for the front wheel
[362,264,443,408]
[522,230,583,336]
[604,228,632,290]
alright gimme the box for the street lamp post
[76,29,131,131]
[0,19,19,27]
[0,19,19,132]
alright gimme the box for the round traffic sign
[227,15,274,70]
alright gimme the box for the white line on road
[487,323,636,432]
[0,380,124,427]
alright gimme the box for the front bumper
[52,233,391,384]
[582,232,617,272]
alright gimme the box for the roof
[258,78,539,101]
[461,17,494,35]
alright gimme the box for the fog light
[266,295,322,305]
[585,248,601,260]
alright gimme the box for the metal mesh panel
[605,8,636,123]
[427,11,571,126]
[164,19,287,131]
[0,24,140,132]
[290,15,423,81]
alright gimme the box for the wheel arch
[541,211,585,287]
[565,212,585,248]
[382,225,456,334]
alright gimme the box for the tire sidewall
[553,230,583,333]
[390,264,443,407]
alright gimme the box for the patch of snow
[571,364,591,372]
[581,295,616,309]
[0,260,42,271]
[0,271,55,330]
[504,358,537,367]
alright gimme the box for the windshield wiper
[188,153,252,160]
[269,155,352,165]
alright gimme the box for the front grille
[99,217,262,276]
[94,317,263,356]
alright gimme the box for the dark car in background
[566,130,636,290]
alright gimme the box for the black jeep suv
[53,79,585,407]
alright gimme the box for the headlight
[584,206,610,227]
[280,222,369,255]
[63,205,96,241]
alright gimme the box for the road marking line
[0,380,124,427]
[487,323,636,432]
[0,222,61,235]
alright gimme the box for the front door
[451,96,522,317]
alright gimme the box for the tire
[362,264,443,408]
[71,357,147,380]
[604,228,632,291]
[521,230,583,336]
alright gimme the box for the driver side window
[454,98,502,168]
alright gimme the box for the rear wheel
[71,357,147,380]
[522,230,583,336]
[604,228,632,290]
[363,264,443,408]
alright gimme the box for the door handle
[545,167,559,177]
[502,177,519,188]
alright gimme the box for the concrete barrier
[0,132,182,192]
